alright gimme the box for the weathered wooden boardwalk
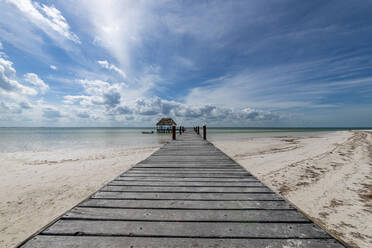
[20,131,346,247]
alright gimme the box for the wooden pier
[20,130,346,247]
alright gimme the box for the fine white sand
[0,145,160,248]
[213,130,372,248]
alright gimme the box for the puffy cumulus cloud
[97,60,126,79]
[173,104,232,121]
[42,107,62,119]
[7,0,80,44]
[0,56,37,95]
[238,108,279,121]
[63,79,125,108]
[130,97,280,123]
[135,98,178,116]
[63,95,99,106]
[62,88,280,124]
[79,79,110,95]
[24,73,49,94]
[0,101,21,114]
[115,105,132,115]
[61,77,280,124]
[0,53,56,124]
[103,89,121,108]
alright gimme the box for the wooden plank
[92,192,281,200]
[144,157,234,162]
[79,199,294,210]
[114,177,260,182]
[154,151,221,154]
[120,173,251,178]
[108,181,265,187]
[155,148,219,151]
[139,161,238,164]
[21,236,346,248]
[144,155,234,159]
[129,168,246,172]
[141,161,237,165]
[151,153,229,156]
[101,185,272,193]
[127,170,247,174]
[127,169,247,173]
[138,163,240,166]
[42,220,330,238]
[133,167,242,170]
[63,207,309,222]
[134,164,241,168]
[124,172,251,177]
[128,170,248,173]
[152,150,223,153]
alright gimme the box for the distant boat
[142,131,154,134]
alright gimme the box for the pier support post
[172,125,176,140]
[179,126,182,135]
[203,125,206,140]
[197,126,200,135]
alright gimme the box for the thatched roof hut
[156,118,176,133]
[156,118,176,126]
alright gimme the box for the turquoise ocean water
[0,127,368,153]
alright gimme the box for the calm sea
[0,127,367,153]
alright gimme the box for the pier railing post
[203,125,206,140]
[197,126,200,135]
[179,126,182,135]
[172,125,176,140]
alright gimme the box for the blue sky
[0,0,372,127]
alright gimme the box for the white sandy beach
[0,130,371,248]
[213,130,372,248]
[0,145,160,248]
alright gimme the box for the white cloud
[0,54,56,124]
[24,73,49,94]
[97,60,126,78]
[50,65,57,70]
[0,41,3,50]
[62,77,280,125]
[64,79,125,108]
[7,0,80,44]
[129,97,280,123]
[79,79,110,96]
[0,56,37,95]
[63,95,99,106]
